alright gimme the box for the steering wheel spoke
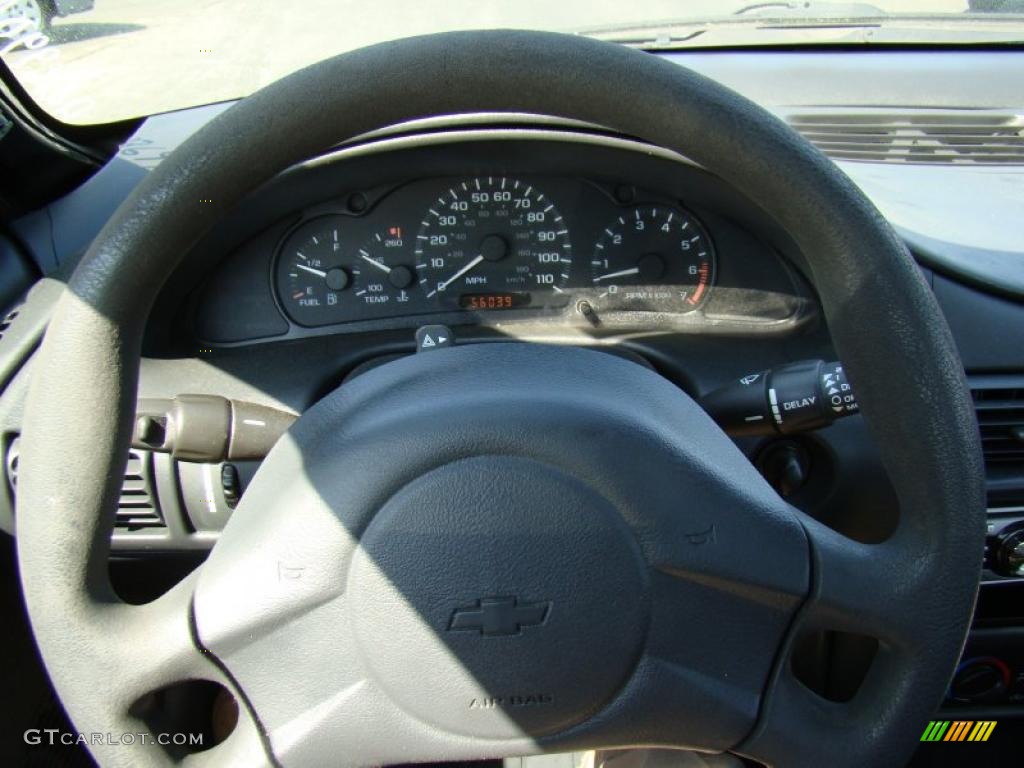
[795,512,920,647]
[110,571,211,700]
[736,640,914,767]
[734,509,958,766]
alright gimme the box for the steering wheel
[16,31,985,768]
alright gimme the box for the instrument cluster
[274,175,716,328]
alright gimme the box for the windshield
[2,0,1022,125]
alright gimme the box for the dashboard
[186,132,813,346]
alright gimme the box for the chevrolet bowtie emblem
[448,596,551,636]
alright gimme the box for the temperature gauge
[352,226,417,309]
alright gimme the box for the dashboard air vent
[5,440,164,530]
[973,386,1024,469]
[0,304,22,344]
[117,450,164,529]
[787,110,1024,165]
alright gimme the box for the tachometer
[415,177,572,309]
[590,205,714,312]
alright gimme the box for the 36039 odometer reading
[415,177,572,308]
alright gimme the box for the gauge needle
[359,251,391,274]
[296,263,328,278]
[431,254,485,296]
[593,267,640,283]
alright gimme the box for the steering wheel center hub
[348,455,649,739]
[193,344,811,755]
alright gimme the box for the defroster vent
[786,109,1024,166]
[5,438,165,530]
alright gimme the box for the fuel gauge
[278,216,354,326]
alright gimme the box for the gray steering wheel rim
[15,30,985,768]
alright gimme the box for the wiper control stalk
[701,359,859,436]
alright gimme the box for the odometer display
[459,292,532,310]
[415,177,572,308]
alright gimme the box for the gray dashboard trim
[337,112,613,144]
[901,227,1024,301]
[297,125,702,171]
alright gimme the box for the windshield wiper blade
[578,2,1024,48]
[580,2,888,42]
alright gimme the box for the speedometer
[415,177,572,309]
